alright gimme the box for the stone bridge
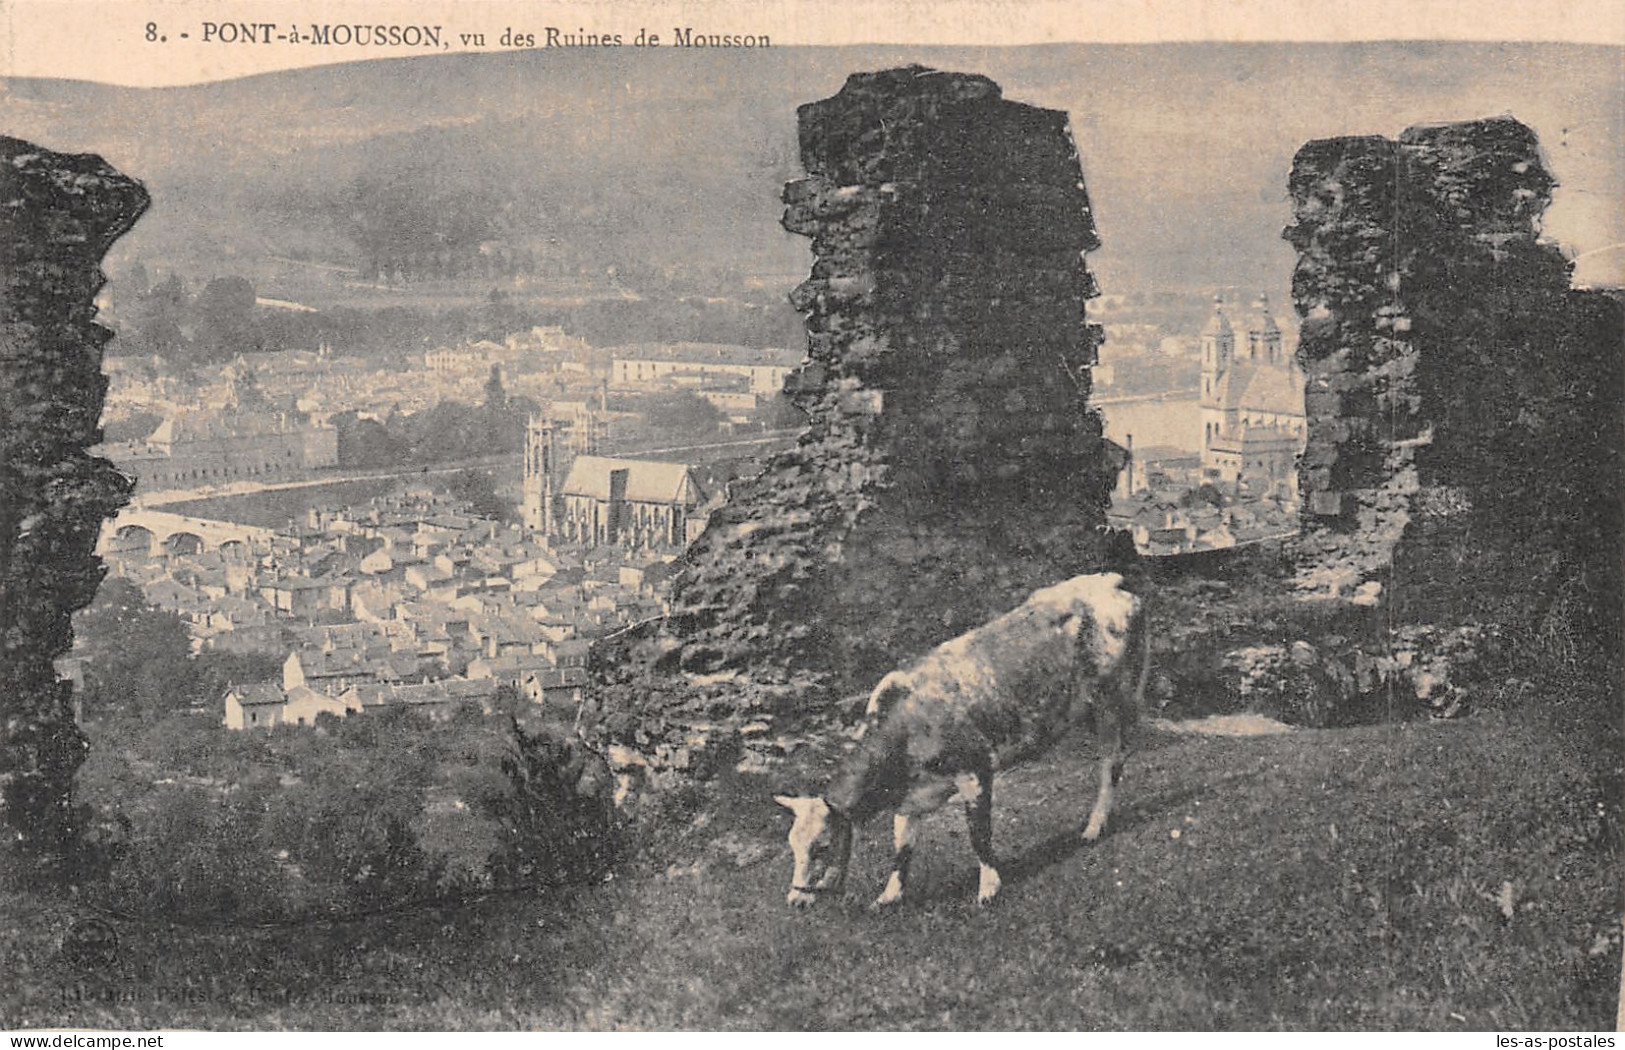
[99,508,286,558]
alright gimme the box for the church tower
[1200,294,1234,400]
[1200,294,1235,448]
[1243,293,1283,364]
[570,406,607,458]
[522,414,558,536]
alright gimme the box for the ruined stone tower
[1286,117,1622,623]
[647,67,1126,710]
[0,137,148,858]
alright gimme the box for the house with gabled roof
[223,682,359,730]
[466,650,557,688]
[342,678,497,722]
[283,646,418,695]
[223,683,287,730]
[522,666,590,720]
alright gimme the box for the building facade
[609,343,802,395]
[1199,294,1305,496]
[521,405,610,535]
[104,408,337,493]
[549,455,706,551]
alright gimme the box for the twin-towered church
[1198,293,1306,498]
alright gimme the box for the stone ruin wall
[590,68,1128,767]
[595,95,1623,760]
[1180,115,1624,725]
[1287,117,1621,624]
[0,137,149,856]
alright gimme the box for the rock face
[591,68,1127,762]
[0,137,148,860]
[1286,117,1621,624]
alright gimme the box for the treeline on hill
[69,580,616,920]
[105,263,804,368]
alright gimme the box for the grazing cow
[776,571,1150,909]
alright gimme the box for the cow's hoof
[1082,820,1105,842]
[976,864,1002,906]
[787,889,817,908]
[871,873,905,910]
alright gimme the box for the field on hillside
[3,686,1618,1031]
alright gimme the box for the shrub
[78,706,619,921]
[482,717,616,888]
[101,775,295,919]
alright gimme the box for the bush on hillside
[77,706,617,922]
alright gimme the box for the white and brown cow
[776,571,1151,909]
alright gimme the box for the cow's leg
[961,768,1001,905]
[870,780,955,909]
[1084,690,1124,842]
[871,813,915,909]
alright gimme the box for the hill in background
[2,42,1620,316]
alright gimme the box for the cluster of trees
[638,390,727,442]
[72,579,284,726]
[358,246,563,285]
[114,268,269,367]
[109,269,534,367]
[331,367,538,477]
[341,171,499,284]
[77,701,616,920]
[69,577,615,917]
[108,262,804,370]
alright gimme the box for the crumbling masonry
[1287,117,1621,628]
[1167,116,1624,725]
[597,101,1620,758]
[590,68,1127,765]
[0,137,148,860]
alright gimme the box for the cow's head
[774,795,853,908]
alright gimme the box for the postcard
[1,0,1620,1034]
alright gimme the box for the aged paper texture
[0,0,1621,1034]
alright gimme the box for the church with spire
[1198,293,1305,498]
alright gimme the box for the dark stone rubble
[0,136,148,859]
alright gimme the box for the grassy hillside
[4,685,1617,1030]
